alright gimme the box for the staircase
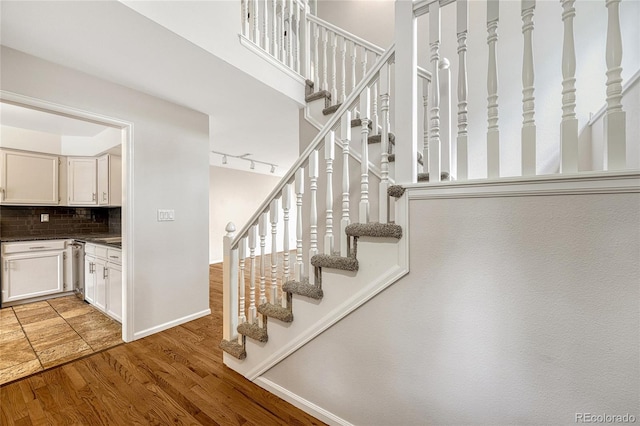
[220,0,638,420]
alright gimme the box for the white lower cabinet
[1,240,70,303]
[84,243,121,322]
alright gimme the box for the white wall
[1,46,211,339]
[0,126,62,153]
[61,127,122,157]
[209,166,282,263]
[263,189,639,425]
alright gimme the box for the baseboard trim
[254,377,354,426]
[132,308,211,340]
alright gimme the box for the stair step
[350,118,373,129]
[417,171,451,182]
[305,90,331,108]
[322,103,341,116]
[219,339,246,360]
[283,280,323,300]
[368,133,396,145]
[345,222,402,239]
[311,254,359,272]
[305,79,315,96]
[388,185,406,198]
[257,303,294,322]
[237,322,268,342]
[388,152,424,165]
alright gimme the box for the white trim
[254,377,354,426]
[0,90,136,343]
[588,67,640,125]
[245,253,409,380]
[132,308,211,340]
[209,258,223,265]
[404,171,640,200]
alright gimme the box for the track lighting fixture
[211,151,278,174]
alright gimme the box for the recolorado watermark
[576,413,637,423]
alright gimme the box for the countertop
[1,233,122,248]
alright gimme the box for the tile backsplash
[0,206,122,238]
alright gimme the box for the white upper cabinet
[97,154,122,206]
[0,149,59,205]
[68,157,97,205]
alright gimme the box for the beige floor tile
[11,301,50,313]
[86,333,123,352]
[0,336,38,369]
[0,358,43,384]
[24,322,81,352]
[20,316,66,333]
[0,328,26,343]
[13,305,60,325]
[37,339,93,369]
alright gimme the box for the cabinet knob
[92,193,96,201]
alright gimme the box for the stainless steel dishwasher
[70,241,85,300]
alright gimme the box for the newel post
[394,0,418,184]
[222,222,239,343]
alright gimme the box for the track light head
[222,155,227,165]
[270,165,276,173]
[250,161,255,170]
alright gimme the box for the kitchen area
[0,102,125,384]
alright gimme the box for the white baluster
[379,64,391,223]
[294,1,301,73]
[258,212,267,305]
[303,1,311,79]
[270,199,279,304]
[430,0,442,183]
[560,0,578,174]
[272,0,278,56]
[262,0,268,50]
[360,87,371,223]
[423,78,429,170]
[248,225,257,324]
[309,150,319,283]
[282,184,291,286]
[287,0,294,67]
[241,0,249,37]
[372,80,379,135]
[351,41,358,99]
[457,0,469,181]
[238,237,247,325]
[487,0,500,179]
[439,58,452,177]
[521,0,536,176]
[325,131,335,255]
[222,223,238,343]
[341,37,347,103]
[340,111,351,257]
[331,32,338,102]
[605,0,626,170]
[361,47,368,83]
[322,27,329,91]
[313,22,320,84]
[295,168,304,281]
[280,0,286,62]
[253,0,260,46]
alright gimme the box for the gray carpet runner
[417,171,451,182]
[283,279,324,300]
[237,322,268,342]
[219,339,246,360]
[311,253,359,271]
[345,222,402,239]
[257,303,294,322]
[388,185,406,198]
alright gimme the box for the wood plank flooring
[0,296,123,384]
[0,264,326,426]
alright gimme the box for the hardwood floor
[0,264,326,426]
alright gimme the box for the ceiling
[0,0,301,176]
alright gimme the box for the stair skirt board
[238,322,269,342]
[283,280,324,300]
[254,377,354,426]
[223,233,409,381]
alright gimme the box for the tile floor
[0,295,123,385]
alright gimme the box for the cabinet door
[84,255,96,303]
[94,259,107,312]
[0,150,59,205]
[68,158,97,205]
[97,155,109,205]
[106,262,122,322]
[1,251,64,302]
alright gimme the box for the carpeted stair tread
[237,322,268,342]
[368,133,396,145]
[219,339,246,360]
[283,280,324,300]
[345,222,402,239]
[257,303,294,322]
[311,254,359,271]
[351,118,373,129]
[388,185,406,198]
[388,152,424,165]
[305,90,331,105]
[322,103,341,116]
[417,171,451,182]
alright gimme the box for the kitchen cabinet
[1,240,71,303]
[84,243,122,322]
[68,157,97,205]
[97,154,122,206]
[0,149,59,205]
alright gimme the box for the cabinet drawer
[2,240,68,254]
[106,248,122,264]
[95,246,108,259]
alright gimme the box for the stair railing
[221,45,398,352]
[396,0,632,184]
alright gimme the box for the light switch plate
[157,209,175,222]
